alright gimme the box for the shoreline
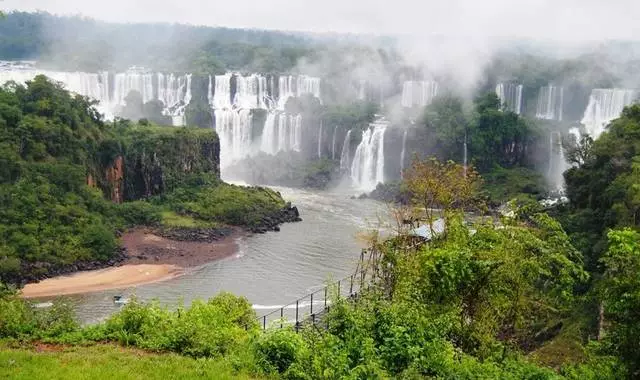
[20,227,244,299]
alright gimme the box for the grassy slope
[0,343,258,380]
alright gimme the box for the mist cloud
[4,0,640,42]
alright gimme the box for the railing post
[295,300,299,332]
[312,313,316,325]
[338,280,341,298]
[324,287,327,308]
[310,293,314,315]
[263,315,266,330]
[280,307,283,329]
[350,274,353,296]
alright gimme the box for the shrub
[254,329,309,374]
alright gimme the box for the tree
[599,229,640,376]
[403,156,481,234]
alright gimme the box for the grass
[160,210,218,229]
[0,343,259,380]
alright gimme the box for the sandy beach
[21,228,242,299]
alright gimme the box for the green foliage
[115,201,162,227]
[161,183,285,227]
[94,293,257,357]
[0,343,258,380]
[562,104,640,269]
[483,165,547,204]
[0,297,77,339]
[254,329,309,374]
[599,229,640,375]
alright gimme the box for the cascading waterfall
[318,122,323,159]
[339,130,353,173]
[350,120,387,191]
[536,85,564,121]
[496,83,524,114]
[402,81,439,108]
[568,127,581,144]
[400,130,408,177]
[581,88,638,138]
[157,73,192,125]
[210,74,233,109]
[260,112,302,154]
[331,126,338,160]
[277,75,321,109]
[215,108,253,169]
[547,131,569,191]
[463,133,468,177]
[0,64,193,124]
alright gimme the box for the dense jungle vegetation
[0,76,287,284]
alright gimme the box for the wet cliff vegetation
[0,76,293,285]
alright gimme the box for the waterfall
[211,74,233,109]
[318,121,323,159]
[400,130,408,177]
[463,133,468,177]
[157,73,192,125]
[339,130,353,173]
[402,81,439,108]
[547,131,569,191]
[277,75,321,109]
[260,112,278,155]
[581,88,638,138]
[331,126,338,160]
[260,112,302,154]
[215,109,253,169]
[233,74,267,109]
[568,127,581,145]
[496,83,524,114]
[536,85,564,121]
[0,65,193,123]
[350,120,388,191]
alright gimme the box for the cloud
[4,0,640,41]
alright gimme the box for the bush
[116,201,162,227]
[254,329,309,374]
[97,293,256,357]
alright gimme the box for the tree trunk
[596,301,605,340]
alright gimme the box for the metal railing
[252,248,380,332]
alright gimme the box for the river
[64,185,389,324]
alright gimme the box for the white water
[331,126,338,160]
[277,75,321,109]
[0,64,193,124]
[568,127,581,144]
[547,131,569,191]
[351,120,387,191]
[401,80,439,108]
[496,83,524,114]
[339,130,353,173]
[210,74,233,109]
[215,109,253,169]
[318,122,323,159]
[400,130,408,176]
[536,85,564,121]
[260,112,302,154]
[581,88,638,138]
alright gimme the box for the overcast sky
[4,0,640,42]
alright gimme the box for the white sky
[4,0,640,42]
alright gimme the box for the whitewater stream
[62,185,389,324]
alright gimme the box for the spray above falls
[401,81,439,108]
